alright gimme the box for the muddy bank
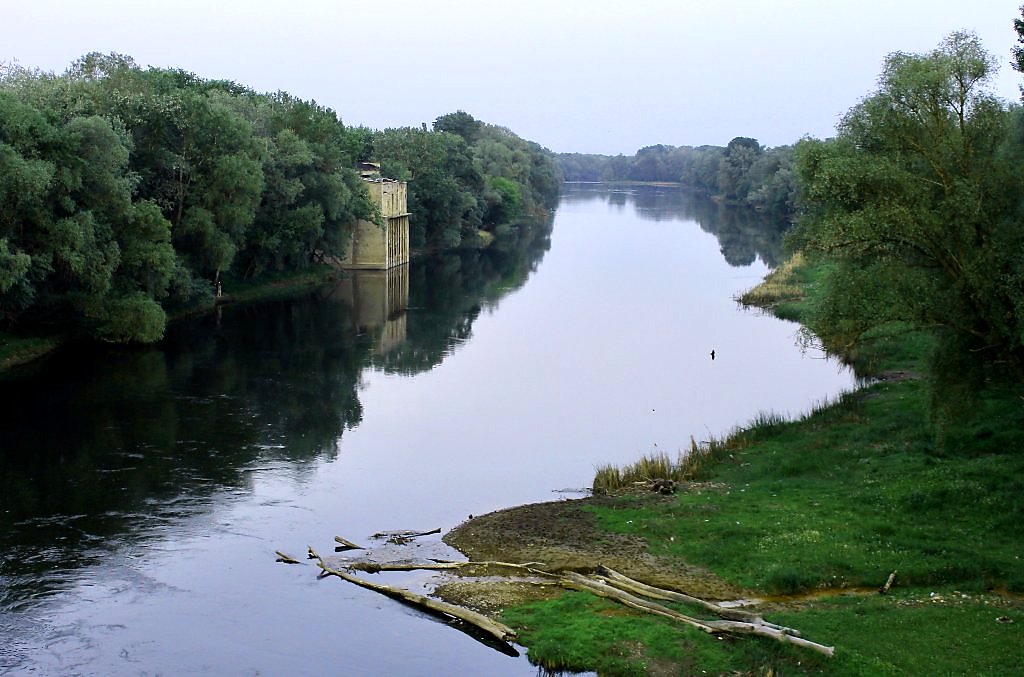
[439,496,747,610]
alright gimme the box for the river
[0,184,854,675]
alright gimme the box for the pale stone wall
[341,178,410,269]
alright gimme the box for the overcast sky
[4,1,1022,155]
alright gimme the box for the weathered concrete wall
[342,178,410,269]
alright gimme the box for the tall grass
[592,406,841,494]
[591,437,726,493]
[736,251,807,309]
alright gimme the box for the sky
[4,1,1023,155]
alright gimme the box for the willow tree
[791,32,1024,408]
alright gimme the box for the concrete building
[342,167,410,270]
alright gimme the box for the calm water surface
[0,185,853,674]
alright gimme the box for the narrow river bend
[0,184,854,674]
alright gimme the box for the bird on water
[710,349,716,360]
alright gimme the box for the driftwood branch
[275,550,302,564]
[561,572,834,658]
[344,559,551,574]
[879,570,897,595]
[334,535,365,550]
[371,528,442,544]
[595,566,798,635]
[315,557,518,644]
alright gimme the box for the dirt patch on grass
[439,496,747,611]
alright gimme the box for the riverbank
[438,255,1024,675]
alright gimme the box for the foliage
[592,422,767,493]
[371,111,560,249]
[374,126,483,248]
[790,31,1024,416]
[1014,5,1024,79]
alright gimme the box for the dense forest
[0,54,560,344]
[558,139,799,220]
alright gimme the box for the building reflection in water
[328,264,409,355]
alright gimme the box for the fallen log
[595,566,799,635]
[346,560,464,573]
[315,557,518,644]
[345,559,551,574]
[561,571,717,632]
[334,535,365,550]
[371,528,442,544]
[275,550,302,564]
[561,572,834,658]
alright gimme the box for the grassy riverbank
[491,255,1024,675]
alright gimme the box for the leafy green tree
[374,127,483,247]
[0,57,559,344]
[434,110,482,144]
[745,145,800,216]
[717,137,763,202]
[482,175,523,226]
[235,94,373,277]
[0,80,176,341]
[1013,6,1024,78]
[792,32,1024,406]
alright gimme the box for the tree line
[558,139,799,220]
[0,54,561,344]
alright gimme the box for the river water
[0,184,854,675]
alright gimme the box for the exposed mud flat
[438,497,747,611]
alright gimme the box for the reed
[736,251,807,309]
[592,428,758,494]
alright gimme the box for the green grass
[736,251,809,309]
[593,414,789,494]
[770,592,1024,675]
[505,588,1024,675]
[505,375,1024,674]
[502,591,809,676]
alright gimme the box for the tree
[791,31,1024,409]
[434,110,482,144]
[373,127,484,247]
[1013,6,1024,79]
[718,137,763,202]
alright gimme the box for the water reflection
[375,219,552,376]
[562,183,788,267]
[0,216,553,615]
[329,265,410,355]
